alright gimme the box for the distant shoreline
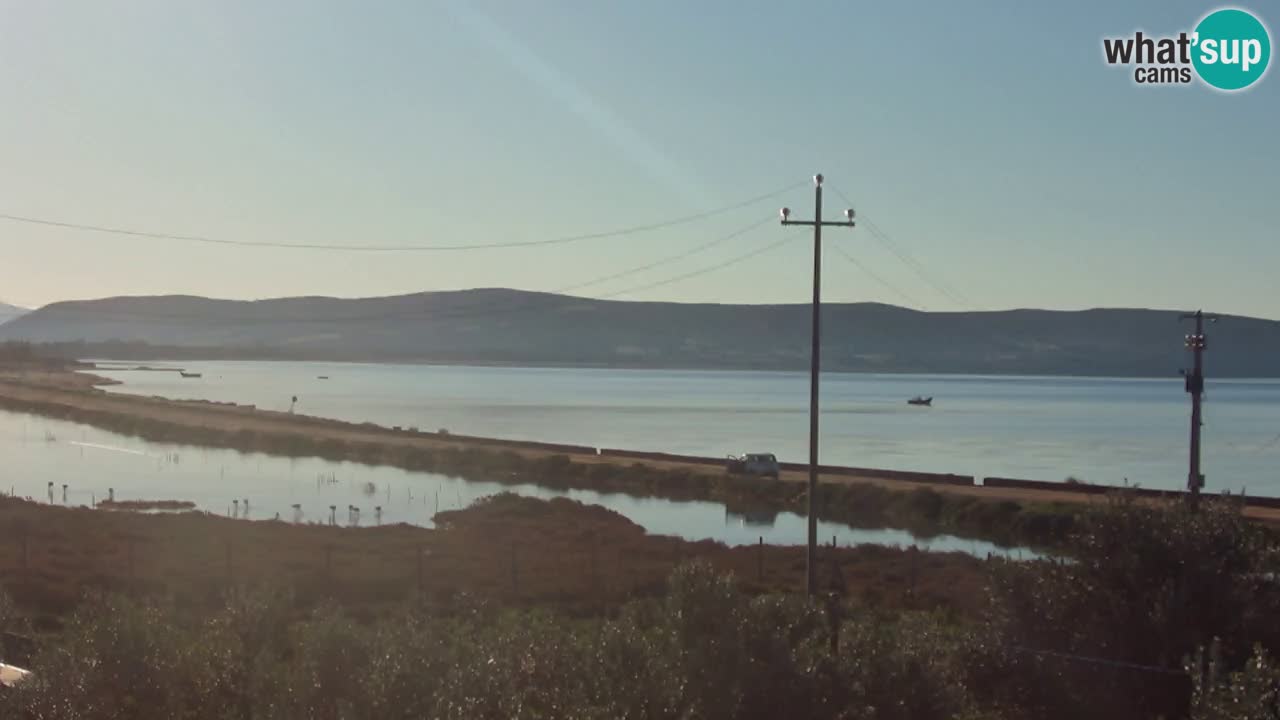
[79,355,1278,383]
[1,362,1278,553]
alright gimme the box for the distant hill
[1,289,1277,377]
[0,302,28,326]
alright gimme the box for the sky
[0,0,1277,317]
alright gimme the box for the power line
[349,216,781,319]
[15,217,778,326]
[1226,432,1280,454]
[0,181,804,253]
[598,226,798,299]
[861,216,973,308]
[1256,433,1280,453]
[557,217,773,294]
[1011,645,1187,677]
[829,186,975,309]
[830,242,925,309]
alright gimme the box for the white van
[726,453,780,479]
[0,663,31,689]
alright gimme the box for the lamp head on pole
[780,207,791,221]
[814,173,824,187]
[844,208,855,222]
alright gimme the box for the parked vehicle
[725,452,780,479]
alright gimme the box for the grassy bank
[0,493,988,625]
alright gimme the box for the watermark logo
[1102,7,1271,91]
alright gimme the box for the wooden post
[779,174,856,596]
[416,546,424,600]
[511,542,519,597]
[591,534,600,595]
[828,594,840,657]
[908,545,919,600]
[757,536,764,581]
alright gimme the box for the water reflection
[725,508,779,528]
[0,408,1030,557]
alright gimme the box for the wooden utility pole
[1181,310,1217,507]
[781,174,855,596]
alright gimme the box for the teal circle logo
[1192,8,1271,91]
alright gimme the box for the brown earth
[0,493,990,624]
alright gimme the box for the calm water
[92,361,1280,496]
[0,408,1017,555]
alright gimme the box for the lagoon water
[0,408,1017,556]
[92,361,1280,496]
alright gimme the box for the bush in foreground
[1,564,1002,720]
[2,496,1277,720]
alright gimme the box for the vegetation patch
[0,497,1276,719]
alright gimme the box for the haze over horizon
[2,0,1277,317]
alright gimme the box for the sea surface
[0,408,1019,556]
[90,361,1280,496]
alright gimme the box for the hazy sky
[1,0,1276,316]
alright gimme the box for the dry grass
[0,494,991,625]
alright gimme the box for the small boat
[907,396,932,406]
[317,375,329,380]
[179,371,202,379]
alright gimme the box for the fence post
[908,545,919,600]
[757,536,764,581]
[511,542,519,598]
[590,535,599,595]
[826,591,841,658]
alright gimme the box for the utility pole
[781,173,855,597]
[1181,310,1217,507]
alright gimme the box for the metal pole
[1189,312,1204,505]
[1181,310,1215,507]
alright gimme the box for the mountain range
[0,302,28,326]
[0,289,1275,377]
